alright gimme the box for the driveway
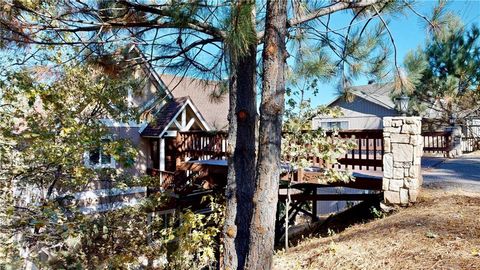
[422,154,480,192]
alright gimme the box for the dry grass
[273,188,480,270]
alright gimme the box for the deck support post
[159,138,165,185]
[382,117,423,205]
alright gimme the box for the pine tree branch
[123,38,221,70]
[256,0,383,41]
[372,5,400,75]
[4,1,226,43]
[287,0,383,28]
[117,1,226,39]
[403,0,436,30]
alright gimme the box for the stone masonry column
[382,117,423,205]
[446,125,463,158]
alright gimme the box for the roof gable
[329,95,398,117]
[159,74,229,130]
[325,83,396,110]
[140,97,211,137]
[350,83,396,110]
[129,46,228,130]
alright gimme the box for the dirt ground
[273,187,480,270]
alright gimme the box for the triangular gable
[140,96,211,138]
[128,45,173,112]
[129,46,228,130]
[130,45,172,98]
[324,83,396,111]
[158,74,229,130]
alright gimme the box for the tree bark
[222,2,258,269]
[246,0,287,269]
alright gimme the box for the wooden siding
[313,96,398,130]
[109,126,151,177]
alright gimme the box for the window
[84,139,115,169]
[320,121,349,130]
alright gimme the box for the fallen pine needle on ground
[273,187,480,270]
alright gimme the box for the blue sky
[309,0,480,107]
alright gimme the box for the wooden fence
[462,136,480,153]
[175,129,384,171]
[174,129,474,173]
[422,131,452,155]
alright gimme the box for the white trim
[84,153,116,169]
[127,88,133,108]
[84,137,116,169]
[144,97,212,138]
[173,119,182,130]
[163,130,178,137]
[181,109,187,127]
[79,200,140,214]
[66,186,147,214]
[73,187,147,200]
[184,118,196,130]
[159,138,165,171]
[158,102,189,137]
[185,99,211,131]
[317,120,349,130]
[142,135,163,138]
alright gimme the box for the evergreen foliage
[403,14,480,123]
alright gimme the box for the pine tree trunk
[246,0,287,269]
[222,2,258,269]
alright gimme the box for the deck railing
[330,129,384,170]
[175,129,385,171]
[176,131,229,162]
[462,136,480,153]
[146,168,194,192]
[422,131,453,155]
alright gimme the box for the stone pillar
[382,117,423,205]
[446,125,463,158]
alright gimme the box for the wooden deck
[156,130,388,220]
[152,131,388,243]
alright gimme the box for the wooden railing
[462,136,480,153]
[174,129,385,171]
[146,168,176,189]
[146,168,197,192]
[176,131,228,162]
[422,131,452,155]
[328,129,384,170]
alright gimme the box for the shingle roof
[348,83,396,110]
[159,74,229,130]
[140,97,189,137]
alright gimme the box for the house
[312,83,400,130]
[312,82,480,157]
[86,49,229,178]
